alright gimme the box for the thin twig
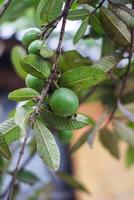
[41,0,74,39]
[92,0,105,14]
[6,0,73,199]
[0,0,12,18]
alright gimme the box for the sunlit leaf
[33,119,60,170]
[8,88,40,102]
[59,66,106,93]
[0,118,21,144]
[0,134,11,160]
[42,110,94,130]
[20,54,50,79]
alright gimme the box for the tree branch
[6,0,73,199]
[0,0,12,18]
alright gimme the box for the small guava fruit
[28,40,44,55]
[22,28,40,48]
[28,40,54,58]
[57,130,73,144]
[26,74,44,93]
[49,87,79,117]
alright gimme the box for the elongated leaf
[33,119,60,170]
[68,9,89,20]
[0,0,38,22]
[20,54,50,79]
[15,106,33,131]
[92,53,121,72]
[111,0,130,4]
[11,46,27,80]
[100,7,131,46]
[0,134,11,160]
[57,172,90,194]
[36,0,63,24]
[71,130,90,153]
[59,50,92,73]
[109,3,134,27]
[42,110,94,130]
[73,17,89,45]
[16,169,39,185]
[99,129,120,159]
[0,118,21,144]
[58,66,106,93]
[8,88,39,102]
[113,120,134,147]
[125,146,134,168]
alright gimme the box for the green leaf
[109,3,134,27]
[0,118,21,144]
[90,14,105,35]
[33,119,60,171]
[15,106,33,131]
[0,134,11,160]
[58,50,92,73]
[8,88,40,102]
[125,146,134,168]
[58,66,106,93]
[111,0,130,4]
[41,110,94,130]
[71,130,90,153]
[57,172,90,194]
[99,129,120,159]
[73,17,89,45]
[113,120,134,147]
[20,54,50,79]
[11,46,27,80]
[0,0,38,22]
[68,9,89,20]
[100,7,131,46]
[36,0,63,25]
[93,53,122,72]
[16,169,39,185]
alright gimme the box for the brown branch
[0,0,12,18]
[41,0,74,39]
[6,0,73,199]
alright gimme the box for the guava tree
[0,0,134,199]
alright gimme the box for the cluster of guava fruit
[22,28,80,143]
